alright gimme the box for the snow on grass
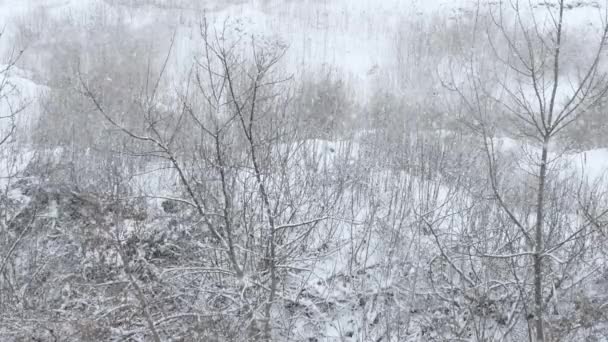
[2,66,48,134]
[568,148,608,182]
[2,0,606,104]
[492,135,608,183]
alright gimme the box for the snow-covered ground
[0,2,607,341]
[0,0,608,200]
[3,0,605,95]
[0,0,604,189]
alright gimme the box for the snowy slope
[0,2,606,341]
[1,0,606,91]
[0,0,606,157]
[0,0,601,88]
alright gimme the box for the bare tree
[79,16,347,341]
[442,1,608,340]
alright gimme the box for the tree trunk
[534,136,549,342]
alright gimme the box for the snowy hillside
[2,0,606,95]
[0,0,607,341]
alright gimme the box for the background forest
[0,0,608,341]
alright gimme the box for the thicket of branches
[0,1,607,341]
